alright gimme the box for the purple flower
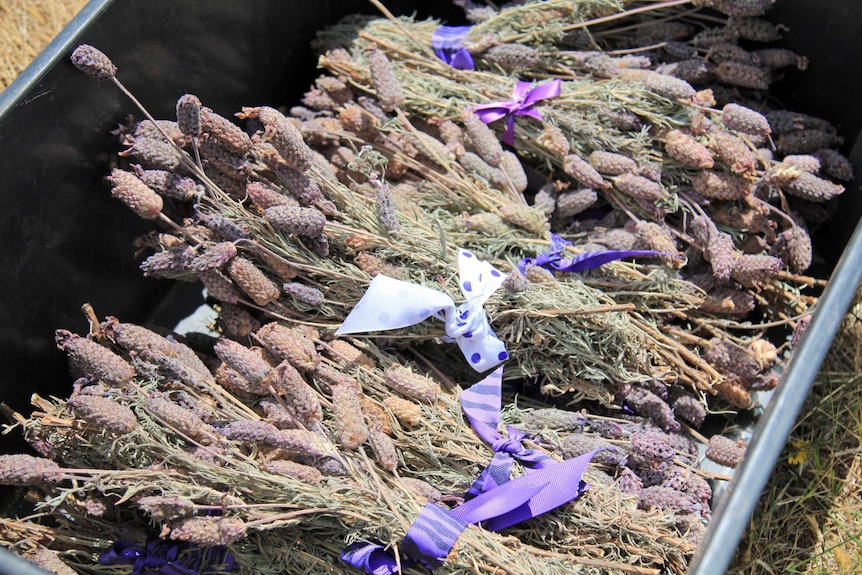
[432,26,475,70]
[518,233,675,274]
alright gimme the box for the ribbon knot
[336,249,508,372]
[490,426,529,457]
[472,79,561,146]
[341,367,597,574]
[460,368,555,497]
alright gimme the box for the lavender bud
[141,246,196,279]
[147,393,211,443]
[199,269,241,304]
[213,338,272,388]
[559,434,628,466]
[624,387,680,432]
[587,418,625,439]
[256,322,319,373]
[264,205,326,237]
[106,168,164,220]
[332,383,370,450]
[0,454,63,485]
[176,94,202,137]
[168,516,247,546]
[639,485,699,514]
[672,395,706,428]
[137,495,195,520]
[220,419,279,443]
[368,427,399,472]
[190,242,237,272]
[382,396,423,427]
[375,183,400,233]
[136,169,201,201]
[522,408,586,432]
[55,329,135,387]
[70,44,116,81]
[258,106,314,172]
[262,459,322,483]
[630,430,676,463]
[367,48,404,112]
[200,107,252,155]
[400,477,444,503]
[67,394,137,435]
[280,282,325,307]
[267,361,322,425]
[705,435,746,467]
[226,257,280,306]
[461,110,503,166]
[383,365,441,404]
[615,467,643,495]
[270,429,334,459]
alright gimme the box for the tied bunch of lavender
[2,311,695,575]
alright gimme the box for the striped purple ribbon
[432,25,475,70]
[518,233,675,274]
[341,367,596,574]
[472,79,561,146]
[459,367,555,497]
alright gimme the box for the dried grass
[729,287,862,574]
[0,0,87,91]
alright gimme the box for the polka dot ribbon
[336,249,508,372]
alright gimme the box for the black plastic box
[1,2,860,575]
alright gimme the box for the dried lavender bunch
[4,316,697,575]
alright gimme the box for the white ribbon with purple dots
[336,249,509,372]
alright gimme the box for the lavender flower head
[432,26,475,70]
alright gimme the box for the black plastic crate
[1,2,860,574]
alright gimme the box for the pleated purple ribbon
[432,25,475,70]
[517,233,675,274]
[99,539,237,575]
[341,368,595,574]
[472,79,561,146]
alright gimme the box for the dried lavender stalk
[55,329,136,386]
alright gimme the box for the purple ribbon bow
[432,26,475,70]
[99,538,237,575]
[518,233,675,274]
[341,368,595,574]
[341,452,595,574]
[460,367,555,497]
[472,79,561,146]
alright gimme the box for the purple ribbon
[459,367,555,497]
[341,452,595,574]
[432,26,475,70]
[472,79,561,146]
[341,367,595,574]
[99,539,237,575]
[518,233,675,274]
